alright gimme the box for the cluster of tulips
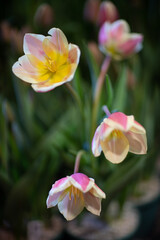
[12,1,147,221]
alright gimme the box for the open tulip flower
[98,20,143,60]
[92,111,147,164]
[46,173,106,220]
[12,28,80,92]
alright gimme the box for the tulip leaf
[113,63,127,111]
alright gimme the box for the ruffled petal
[84,192,101,216]
[48,28,68,55]
[70,173,95,193]
[58,192,84,221]
[100,130,129,163]
[23,33,46,61]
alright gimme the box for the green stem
[91,56,111,138]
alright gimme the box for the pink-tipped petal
[92,125,102,157]
[68,44,81,65]
[48,28,68,54]
[58,192,84,221]
[84,192,101,216]
[70,173,94,193]
[100,130,129,163]
[118,34,143,56]
[105,112,134,131]
[124,130,147,154]
[23,34,46,61]
[12,61,38,83]
[111,20,130,40]
[90,184,106,199]
[98,22,111,45]
[50,177,71,195]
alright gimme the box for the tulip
[97,1,119,26]
[34,4,54,28]
[46,173,106,221]
[92,110,147,163]
[98,20,143,60]
[12,28,80,92]
[83,0,100,23]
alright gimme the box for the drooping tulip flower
[98,20,143,60]
[97,1,119,26]
[92,111,147,163]
[12,28,80,92]
[46,173,106,221]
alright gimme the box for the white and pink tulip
[99,20,143,60]
[12,28,80,92]
[46,173,106,221]
[92,111,147,163]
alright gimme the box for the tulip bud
[84,0,100,24]
[97,1,119,26]
[34,4,54,28]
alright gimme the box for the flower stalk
[91,55,111,138]
[74,150,85,174]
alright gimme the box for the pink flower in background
[97,1,119,26]
[46,173,106,221]
[92,111,147,163]
[12,28,80,92]
[99,20,143,60]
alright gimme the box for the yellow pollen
[68,186,83,203]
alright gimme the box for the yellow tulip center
[68,186,83,203]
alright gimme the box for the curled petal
[84,192,101,216]
[100,130,129,163]
[70,173,94,193]
[58,192,84,221]
[48,28,68,55]
[92,125,102,157]
[23,34,46,61]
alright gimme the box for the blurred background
[0,0,160,239]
